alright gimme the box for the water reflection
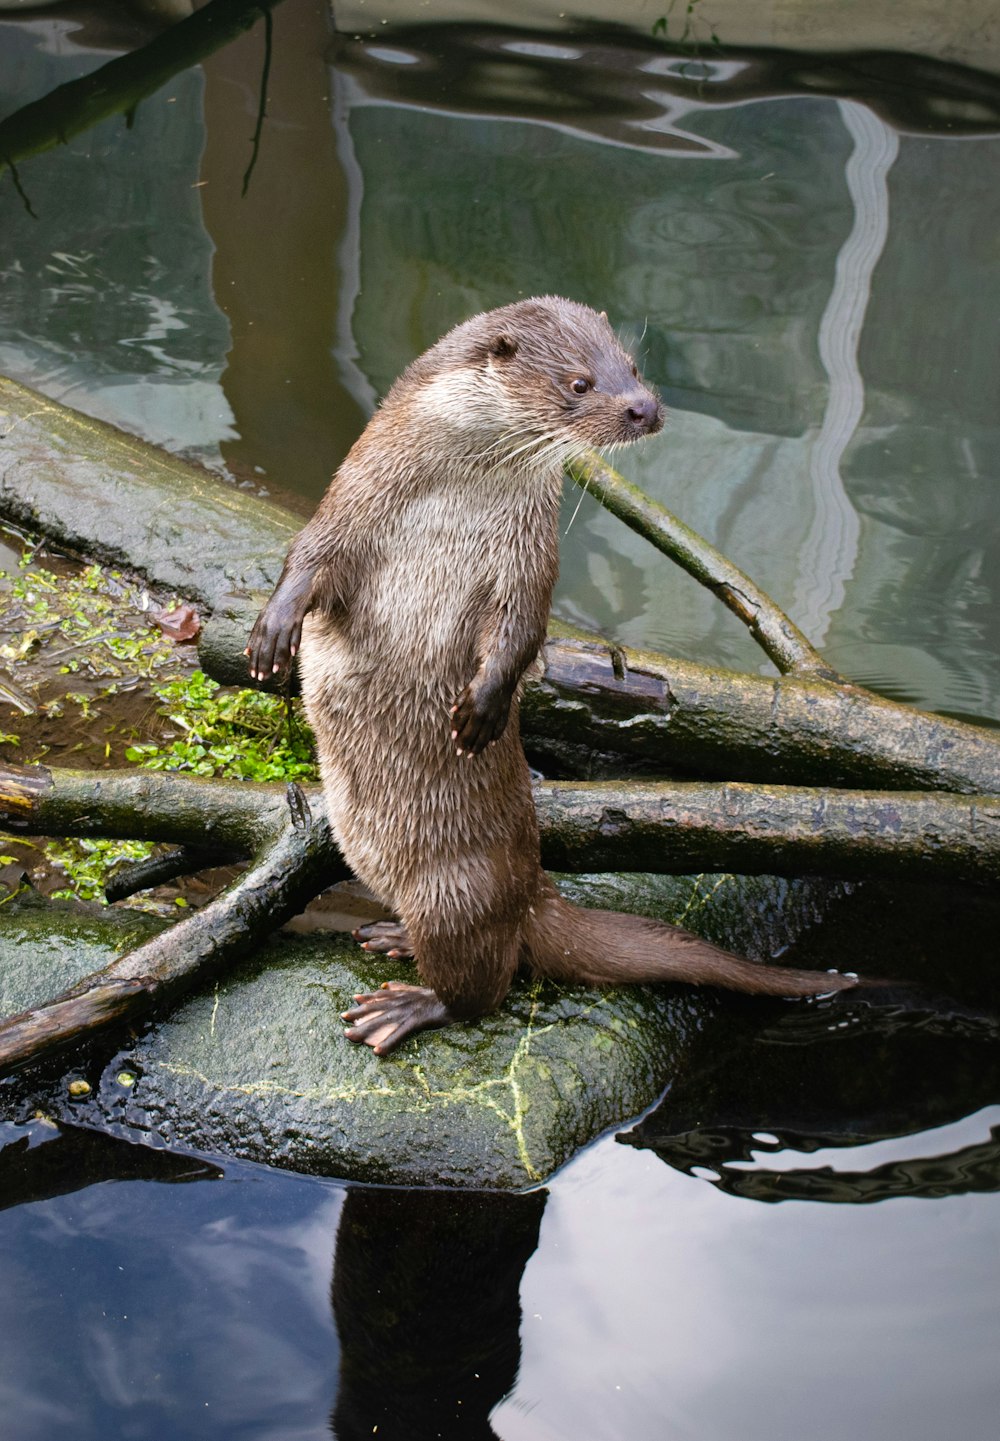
[0,1119,343,1439]
[2,14,999,715]
[0,17,236,464]
[621,877,1000,1204]
[332,1187,546,1440]
[0,1118,546,1441]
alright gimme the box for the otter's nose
[626,394,661,433]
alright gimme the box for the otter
[247,296,856,1054]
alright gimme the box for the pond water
[1,4,999,1438]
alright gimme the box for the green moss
[2,529,321,900]
[0,554,176,682]
[125,670,317,783]
[46,836,156,904]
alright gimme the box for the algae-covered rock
[0,871,847,1188]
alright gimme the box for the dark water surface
[1,4,999,1438]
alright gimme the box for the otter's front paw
[450,679,511,756]
[246,597,307,682]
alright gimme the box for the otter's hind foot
[352,921,414,958]
[342,981,452,1055]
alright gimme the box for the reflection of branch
[5,158,36,219]
[241,6,274,197]
[700,1129,1000,1205]
[0,0,282,183]
[564,451,835,677]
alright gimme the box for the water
[1,4,999,1437]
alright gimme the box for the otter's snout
[622,389,662,438]
[626,392,663,435]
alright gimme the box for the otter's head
[398,296,664,465]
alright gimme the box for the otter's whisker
[564,470,593,535]
[473,423,540,467]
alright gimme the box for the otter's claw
[246,569,315,682]
[246,609,302,682]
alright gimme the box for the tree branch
[527,629,1000,794]
[535,778,1000,885]
[0,763,345,1072]
[564,451,835,677]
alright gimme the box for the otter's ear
[488,333,518,360]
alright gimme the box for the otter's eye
[631,363,639,379]
[570,377,591,395]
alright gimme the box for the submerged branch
[564,451,834,677]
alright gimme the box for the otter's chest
[356,483,558,662]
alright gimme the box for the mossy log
[538,778,1000,885]
[525,630,1000,794]
[0,762,346,1072]
[4,758,1000,1077]
[0,374,298,606]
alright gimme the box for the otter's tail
[522,885,855,998]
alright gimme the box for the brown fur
[248,297,856,1053]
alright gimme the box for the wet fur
[249,297,856,1053]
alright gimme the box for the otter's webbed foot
[246,570,314,681]
[450,677,513,756]
[342,982,453,1055]
[353,921,414,958]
